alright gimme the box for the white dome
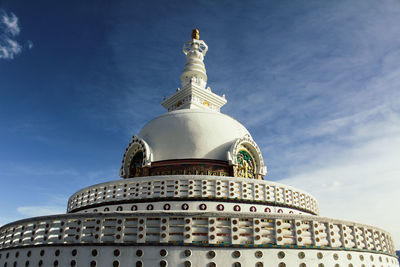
[137,109,250,162]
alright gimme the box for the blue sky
[1,0,400,247]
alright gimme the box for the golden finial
[192,29,199,40]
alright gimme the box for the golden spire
[191,29,199,40]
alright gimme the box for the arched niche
[120,136,153,178]
[227,134,267,179]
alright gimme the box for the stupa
[0,30,397,267]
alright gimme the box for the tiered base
[0,212,397,267]
[67,176,319,215]
[0,245,398,267]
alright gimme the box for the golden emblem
[192,29,199,40]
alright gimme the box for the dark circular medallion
[233,205,241,212]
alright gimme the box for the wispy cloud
[17,206,66,217]
[0,162,115,224]
[0,9,31,60]
[0,34,21,59]
[1,10,19,36]
[27,40,33,49]
[0,162,81,178]
[278,104,400,247]
[193,0,400,248]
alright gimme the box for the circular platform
[0,212,395,257]
[67,176,319,215]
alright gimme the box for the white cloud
[0,38,21,59]
[17,206,66,217]
[1,10,19,36]
[279,107,400,248]
[27,40,33,49]
[0,9,27,59]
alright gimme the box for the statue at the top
[191,28,199,40]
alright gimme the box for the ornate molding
[120,136,153,178]
[228,134,267,178]
[161,83,227,112]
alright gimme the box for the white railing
[67,176,319,215]
[0,212,395,255]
